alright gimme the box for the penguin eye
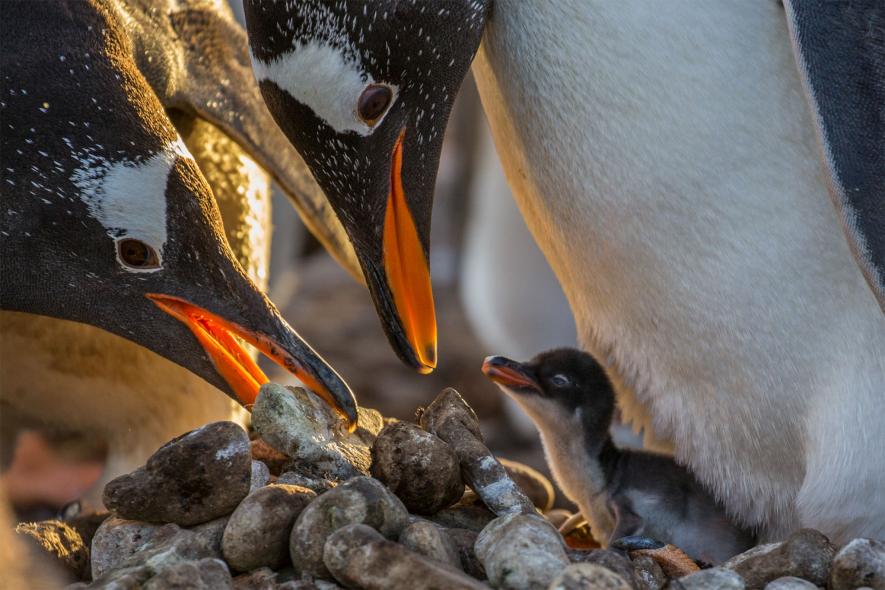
[117,238,160,270]
[549,374,570,387]
[357,84,393,125]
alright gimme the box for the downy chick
[482,348,754,564]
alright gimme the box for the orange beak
[146,293,356,428]
[382,129,437,374]
[481,356,541,393]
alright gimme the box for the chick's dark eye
[549,374,570,387]
[117,238,160,269]
[357,84,393,124]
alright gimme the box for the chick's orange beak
[146,293,357,428]
[382,129,437,374]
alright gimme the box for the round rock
[829,538,885,590]
[289,476,409,578]
[222,483,315,572]
[399,520,462,570]
[91,517,162,578]
[724,529,836,589]
[103,421,252,526]
[549,563,632,590]
[764,577,819,589]
[370,421,463,514]
[476,513,569,590]
[678,567,746,590]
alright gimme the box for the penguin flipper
[783,1,885,312]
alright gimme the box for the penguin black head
[243,0,492,373]
[482,349,616,441]
[0,0,358,427]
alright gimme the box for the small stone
[630,544,699,578]
[222,484,315,572]
[830,538,885,590]
[90,517,161,578]
[15,520,89,581]
[189,516,229,558]
[323,523,487,590]
[232,567,277,590]
[499,458,556,512]
[475,513,569,590]
[103,422,252,526]
[420,388,536,517]
[573,550,638,588]
[399,520,462,570]
[430,503,496,533]
[276,470,337,494]
[370,421,463,514]
[678,567,745,590]
[87,524,215,588]
[289,476,409,578]
[445,527,486,579]
[548,563,632,590]
[250,460,270,491]
[252,384,372,479]
[142,557,232,589]
[764,577,819,589]
[633,555,667,590]
[724,529,836,589]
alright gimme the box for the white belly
[473,0,885,542]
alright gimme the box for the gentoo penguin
[242,1,885,542]
[0,0,358,498]
[482,350,755,564]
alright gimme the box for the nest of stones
[15,385,884,590]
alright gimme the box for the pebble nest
[17,384,885,590]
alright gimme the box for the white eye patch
[71,137,193,273]
[250,40,398,136]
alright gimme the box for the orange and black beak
[482,355,542,395]
[377,129,437,374]
[147,293,358,428]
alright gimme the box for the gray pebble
[475,513,569,590]
[548,563,632,590]
[678,567,745,590]
[445,527,486,579]
[103,422,252,526]
[764,577,819,589]
[90,517,161,578]
[142,557,232,589]
[430,502,497,533]
[250,460,270,491]
[399,520,462,570]
[252,385,376,480]
[323,523,487,590]
[289,476,409,578]
[633,555,667,590]
[830,538,885,590]
[724,529,835,589]
[370,421,463,515]
[222,483,315,572]
[231,566,277,590]
[572,550,638,588]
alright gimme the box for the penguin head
[482,349,616,437]
[0,1,358,427]
[243,0,492,373]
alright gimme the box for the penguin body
[0,0,356,500]
[483,349,755,564]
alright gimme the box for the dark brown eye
[117,238,160,269]
[357,84,393,124]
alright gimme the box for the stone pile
[15,385,885,590]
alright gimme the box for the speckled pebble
[677,567,745,590]
[548,563,632,590]
[764,576,819,589]
[250,460,270,491]
[724,529,835,589]
[830,538,885,590]
[476,513,569,590]
[103,422,252,526]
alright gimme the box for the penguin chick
[482,348,755,564]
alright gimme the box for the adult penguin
[0,0,359,500]
[242,1,884,543]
